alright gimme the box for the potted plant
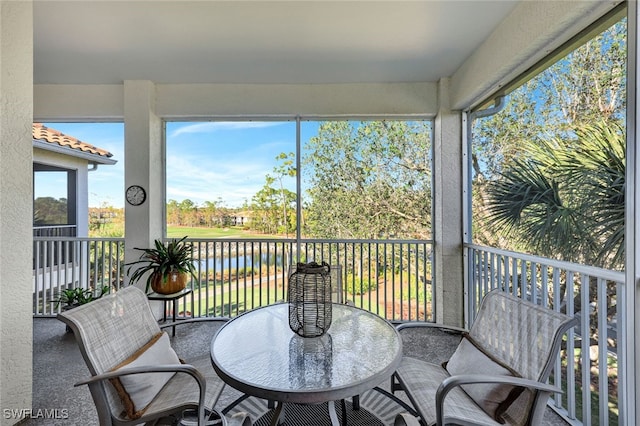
[126,236,198,294]
[55,285,110,332]
[55,285,110,310]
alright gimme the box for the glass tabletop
[210,303,402,404]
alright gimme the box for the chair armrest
[74,363,204,386]
[75,364,208,426]
[159,317,229,331]
[396,322,466,334]
[435,374,561,426]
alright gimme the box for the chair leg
[391,373,403,394]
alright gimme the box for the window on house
[166,118,433,320]
[34,166,72,227]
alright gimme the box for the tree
[166,199,181,226]
[472,18,626,268]
[485,122,625,270]
[303,120,432,239]
[178,199,197,226]
[34,197,68,225]
[201,200,218,227]
[250,176,296,235]
[273,152,296,237]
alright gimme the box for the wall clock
[126,185,146,206]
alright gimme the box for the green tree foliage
[303,121,432,239]
[250,153,296,236]
[486,122,625,269]
[472,19,626,183]
[167,198,233,229]
[474,19,626,270]
[200,200,218,227]
[166,199,180,225]
[89,204,123,236]
[34,197,68,225]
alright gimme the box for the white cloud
[170,121,284,138]
[165,152,275,207]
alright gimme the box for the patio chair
[58,285,237,426]
[392,289,578,426]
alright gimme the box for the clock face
[126,185,146,206]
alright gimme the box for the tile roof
[32,123,113,159]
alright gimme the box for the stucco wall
[451,0,622,110]
[35,82,439,120]
[0,1,33,424]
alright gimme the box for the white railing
[181,238,434,322]
[32,236,434,323]
[33,237,125,315]
[466,243,624,426]
[33,225,77,237]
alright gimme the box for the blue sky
[38,121,304,209]
[38,122,126,207]
[166,121,297,208]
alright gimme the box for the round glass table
[210,303,402,426]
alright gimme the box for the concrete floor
[28,317,570,425]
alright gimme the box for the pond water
[199,252,286,271]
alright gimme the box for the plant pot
[61,304,79,333]
[150,271,188,295]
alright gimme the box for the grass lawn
[89,224,282,239]
[184,282,286,317]
[167,226,279,239]
[184,280,385,318]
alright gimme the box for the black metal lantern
[288,261,332,337]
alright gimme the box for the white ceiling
[34,1,520,85]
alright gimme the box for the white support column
[433,78,464,327]
[76,166,90,237]
[123,80,164,288]
[0,1,33,424]
[624,3,639,425]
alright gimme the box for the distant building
[231,211,252,226]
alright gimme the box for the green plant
[54,285,110,309]
[344,274,378,295]
[126,236,198,292]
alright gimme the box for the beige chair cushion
[445,337,523,423]
[396,357,504,426]
[110,332,181,419]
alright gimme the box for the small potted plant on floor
[55,285,110,332]
[55,285,110,310]
[126,236,198,294]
